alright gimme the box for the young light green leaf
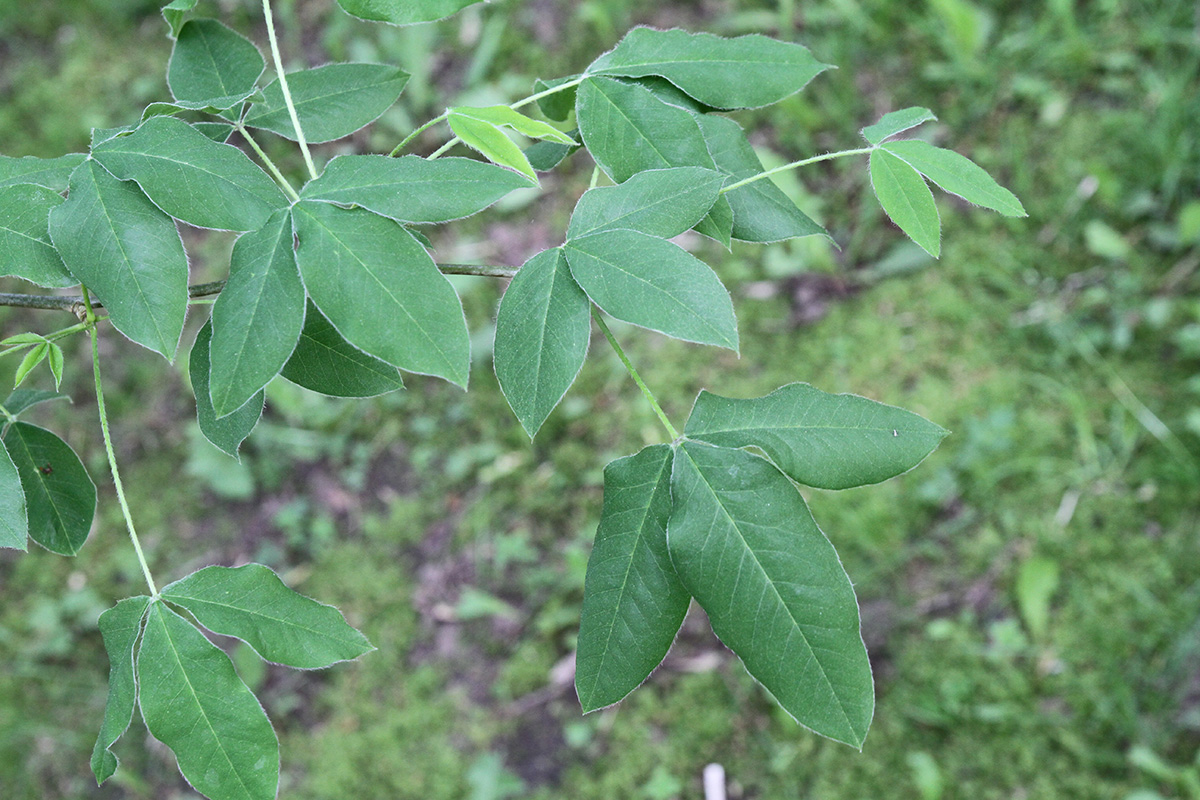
[696,114,829,243]
[446,113,539,181]
[2,389,70,418]
[567,167,724,240]
[47,344,64,390]
[245,64,410,144]
[0,440,28,551]
[13,343,48,389]
[533,76,580,121]
[861,107,937,145]
[574,77,717,184]
[161,0,198,38]
[336,0,484,26]
[564,229,738,351]
[91,596,151,785]
[209,210,305,417]
[281,301,405,398]
[292,201,470,387]
[137,602,279,800]
[191,321,264,459]
[49,160,188,359]
[92,116,287,232]
[576,445,688,712]
[168,19,264,107]
[302,155,533,224]
[881,139,1027,217]
[494,249,591,438]
[869,148,941,258]
[0,153,86,191]
[1,422,96,556]
[0,333,46,348]
[525,137,579,172]
[449,106,577,145]
[586,27,832,110]
[668,441,874,747]
[162,563,374,669]
[684,383,949,490]
[0,183,76,288]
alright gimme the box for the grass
[1,0,1198,798]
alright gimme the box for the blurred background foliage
[1,0,1198,797]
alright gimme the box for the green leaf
[161,0,199,38]
[576,445,687,712]
[446,113,539,181]
[1,422,96,556]
[668,441,874,747]
[525,137,579,172]
[696,114,829,243]
[302,155,533,224]
[861,107,937,145]
[567,167,723,239]
[0,440,28,551]
[281,301,405,398]
[869,148,940,258]
[494,249,590,438]
[209,210,305,417]
[191,321,264,459]
[194,121,236,143]
[881,139,1027,217]
[449,106,577,145]
[0,333,45,347]
[336,0,484,26]
[13,343,48,388]
[245,64,410,144]
[0,153,86,191]
[2,389,70,418]
[49,160,188,359]
[684,383,949,490]
[162,563,374,669]
[142,93,261,120]
[563,229,738,351]
[137,602,279,800]
[586,27,832,110]
[533,76,579,121]
[292,201,470,387]
[92,115,287,232]
[1016,556,1060,640]
[0,182,76,288]
[168,19,264,107]
[575,77,717,184]
[91,596,151,784]
[47,343,64,390]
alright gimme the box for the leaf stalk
[591,306,680,440]
[261,0,318,181]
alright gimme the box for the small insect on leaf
[39,463,53,475]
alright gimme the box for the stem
[84,289,158,598]
[427,138,458,160]
[719,146,875,194]
[591,306,679,440]
[389,112,448,157]
[0,403,15,424]
[237,123,301,202]
[262,0,318,181]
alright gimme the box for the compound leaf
[860,107,936,145]
[0,183,75,286]
[586,27,832,110]
[576,445,687,712]
[696,114,828,243]
[0,153,86,191]
[162,563,374,669]
[564,229,737,351]
[668,441,873,748]
[209,210,305,417]
[869,148,940,258]
[684,383,949,490]
[292,201,470,387]
[1,422,95,556]
[50,160,188,359]
[137,602,279,800]
[92,115,287,232]
[0,439,28,551]
[168,19,264,107]
[567,166,723,240]
[494,249,590,438]
[281,301,405,398]
[91,596,151,784]
[302,155,533,224]
[245,64,410,144]
[336,0,484,26]
[881,139,1027,217]
[191,321,264,459]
